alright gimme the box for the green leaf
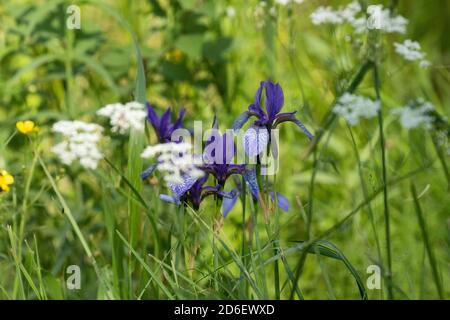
[176,34,204,60]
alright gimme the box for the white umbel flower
[226,6,236,18]
[97,101,147,134]
[311,2,407,35]
[392,99,434,129]
[52,120,104,169]
[311,6,344,25]
[394,40,425,61]
[141,142,204,184]
[333,93,381,125]
[276,0,305,5]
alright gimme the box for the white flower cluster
[394,40,430,68]
[311,1,360,25]
[97,101,147,134]
[226,6,236,18]
[141,142,204,184]
[392,99,434,129]
[275,0,304,5]
[52,121,104,169]
[333,93,381,125]
[311,2,408,34]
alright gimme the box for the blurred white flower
[276,0,304,5]
[394,40,425,61]
[311,6,344,25]
[419,59,431,69]
[141,142,204,184]
[333,93,380,125]
[97,101,147,134]
[339,1,361,22]
[52,120,104,169]
[392,99,434,129]
[226,6,236,18]
[312,2,408,34]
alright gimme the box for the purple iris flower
[141,103,187,180]
[201,129,246,187]
[234,80,313,156]
[159,173,240,216]
[146,102,186,143]
[159,119,261,217]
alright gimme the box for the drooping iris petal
[221,190,240,217]
[243,125,269,157]
[273,112,314,140]
[264,81,284,119]
[243,168,259,198]
[233,111,252,130]
[168,175,198,199]
[160,194,180,204]
[269,192,289,212]
[140,163,158,180]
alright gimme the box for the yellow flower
[16,120,39,134]
[165,48,184,62]
[0,170,14,193]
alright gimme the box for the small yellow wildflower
[165,48,184,62]
[16,120,39,134]
[0,170,14,193]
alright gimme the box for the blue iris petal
[269,192,289,212]
[140,163,158,180]
[221,189,240,217]
[160,194,181,204]
[233,111,252,130]
[169,175,198,199]
[243,168,259,198]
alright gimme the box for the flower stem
[374,64,394,299]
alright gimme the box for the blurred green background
[0,0,449,299]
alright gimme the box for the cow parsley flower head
[333,93,380,125]
[141,142,204,184]
[311,2,407,34]
[226,6,236,18]
[276,0,305,5]
[311,6,344,25]
[394,40,424,61]
[97,101,147,134]
[392,99,434,129]
[51,120,104,169]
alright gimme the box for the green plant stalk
[240,176,249,297]
[374,64,393,300]
[12,136,38,297]
[38,155,114,299]
[64,29,75,117]
[348,127,383,272]
[289,146,318,300]
[431,135,450,189]
[410,183,445,299]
